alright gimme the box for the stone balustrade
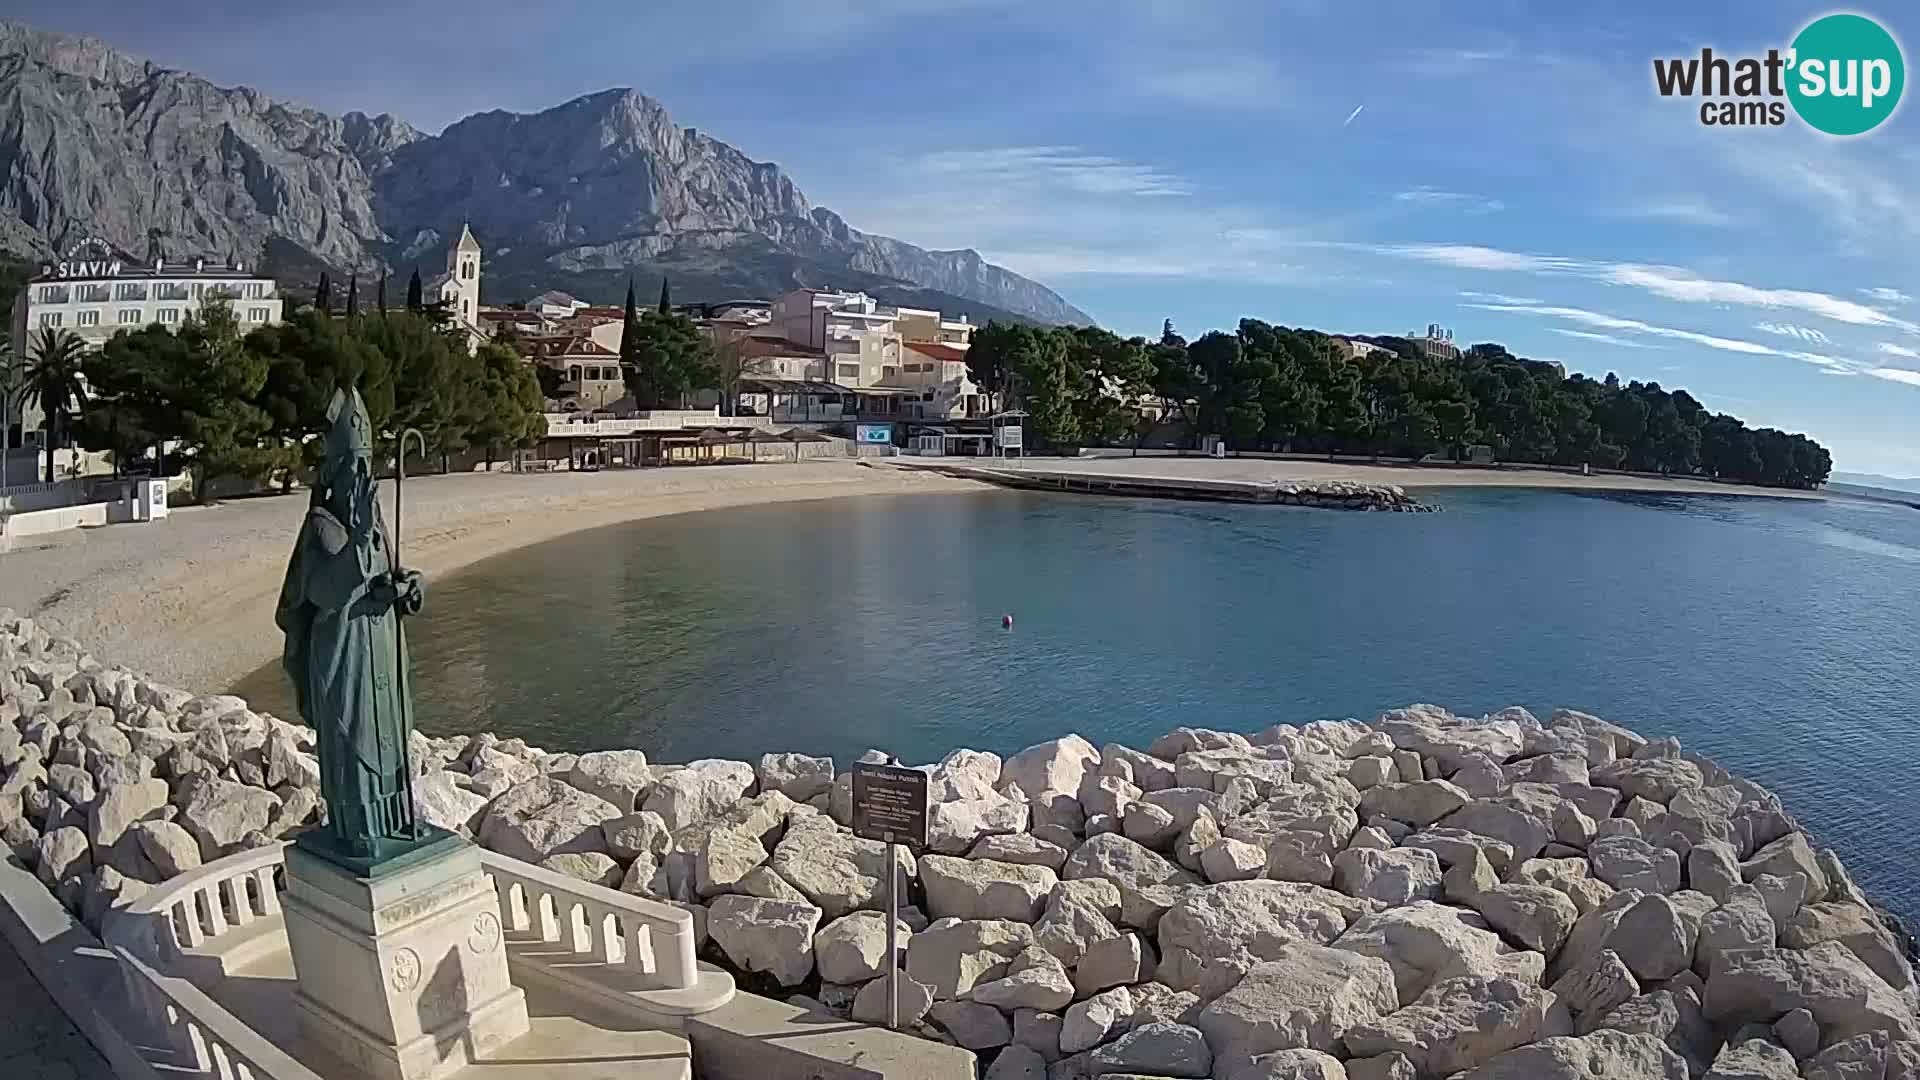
[115,945,326,1080]
[479,850,700,992]
[119,842,286,960]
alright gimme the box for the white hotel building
[6,246,284,443]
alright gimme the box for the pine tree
[315,271,332,314]
[657,276,671,315]
[345,273,359,317]
[406,268,423,311]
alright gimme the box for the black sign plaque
[850,762,929,849]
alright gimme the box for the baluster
[626,921,655,978]
[253,867,281,916]
[569,900,591,954]
[220,876,253,929]
[173,899,205,949]
[597,909,620,964]
[210,1039,235,1080]
[660,919,697,990]
[185,1019,213,1071]
[536,889,560,942]
[197,885,229,940]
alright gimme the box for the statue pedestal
[283,837,529,1080]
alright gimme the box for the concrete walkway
[0,932,113,1080]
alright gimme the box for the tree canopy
[978,318,1831,490]
[620,307,717,409]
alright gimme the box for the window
[837,363,861,380]
[247,307,270,322]
[37,312,62,328]
[244,282,266,299]
[157,308,179,324]
[191,282,203,298]
[882,366,898,379]
[461,260,474,281]
[76,310,99,327]
[116,282,147,301]
[37,285,67,303]
[463,299,471,317]
[118,309,141,325]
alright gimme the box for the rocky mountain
[0,22,1090,325]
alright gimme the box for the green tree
[364,310,472,462]
[73,324,184,477]
[248,308,390,488]
[25,327,89,482]
[620,309,717,409]
[617,278,642,398]
[345,273,359,317]
[315,271,333,315]
[1016,330,1080,449]
[966,321,1028,412]
[657,276,671,315]
[406,268,423,312]
[1061,327,1153,445]
[467,341,547,468]
[173,299,277,498]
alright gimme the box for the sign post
[850,760,929,1030]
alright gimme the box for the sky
[11,0,1920,473]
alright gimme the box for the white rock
[1687,840,1742,903]
[812,911,907,983]
[929,1000,1012,1049]
[906,917,1035,1000]
[1592,758,1704,804]
[1061,985,1134,1054]
[970,953,1074,1012]
[87,778,168,850]
[970,832,1068,870]
[695,826,768,898]
[1604,894,1697,983]
[476,777,620,864]
[1332,901,1547,1007]
[1695,884,1776,978]
[755,752,833,802]
[1151,727,1253,760]
[1454,1029,1686,1079]
[1195,942,1399,1057]
[1401,828,1515,875]
[707,894,820,986]
[412,769,489,837]
[602,810,672,863]
[131,819,201,877]
[1475,884,1579,959]
[1551,948,1639,1023]
[927,792,1029,855]
[1780,902,1914,995]
[767,815,913,920]
[1075,932,1152,997]
[566,750,653,811]
[1102,744,1176,791]
[920,854,1057,923]
[178,779,281,862]
[1740,833,1828,909]
[34,826,91,885]
[1332,847,1443,906]
[1358,780,1471,827]
[642,759,755,830]
[538,852,621,888]
[983,1043,1046,1080]
[1001,736,1100,800]
[1215,1048,1349,1080]
[1589,835,1682,895]
[1060,832,1200,930]
[1343,974,1569,1077]
[1440,800,1552,862]
[1201,837,1268,883]
[1155,880,1369,996]
[1088,1021,1213,1079]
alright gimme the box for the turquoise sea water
[234,487,1920,924]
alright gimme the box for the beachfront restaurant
[522,411,766,470]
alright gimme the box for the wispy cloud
[1864,287,1914,306]
[1868,368,1920,387]
[1465,301,1853,371]
[1755,323,1831,345]
[1877,343,1920,360]
[1611,198,1732,227]
[1459,290,1541,305]
[1394,187,1504,214]
[1546,328,1658,349]
[1138,57,1288,110]
[1378,243,1920,335]
[1342,104,1365,127]
[916,147,1191,197]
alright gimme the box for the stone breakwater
[930,464,1434,512]
[2,613,1917,1080]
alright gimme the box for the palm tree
[25,327,87,483]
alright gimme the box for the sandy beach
[0,462,985,696]
[975,452,1832,499]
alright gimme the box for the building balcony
[154,285,193,301]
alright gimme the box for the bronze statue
[276,386,444,872]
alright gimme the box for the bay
[234,487,1920,924]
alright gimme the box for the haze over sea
[237,487,1920,925]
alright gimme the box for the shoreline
[0,462,986,696]
[0,454,1850,700]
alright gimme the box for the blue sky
[14,0,1920,472]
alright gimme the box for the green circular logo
[1787,13,1905,135]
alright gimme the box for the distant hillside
[1830,472,1920,496]
[0,21,1092,326]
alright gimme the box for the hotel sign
[850,762,928,849]
[48,237,122,279]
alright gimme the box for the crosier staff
[393,426,427,839]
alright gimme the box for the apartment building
[6,240,283,442]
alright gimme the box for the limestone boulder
[34,826,90,885]
[695,826,767,898]
[131,819,201,878]
[1332,901,1547,1006]
[1155,880,1369,996]
[1440,800,1552,862]
[1201,837,1268,884]
[641,759,754,830]
[1374,706,1525,772]
[1606,894,1698,983]
[983,1044,1046,1080]
[1151,727,1253,760]
[1401,828,1515,875]
[768,815,913,920]
[602,810,672,864]
[1740,833,1828,909]
[566,750,653,811]
[178,779,281,862]
[1089,1021,1213,1080]
[477,778,620,864]
[1687,840,1742,903]
[1588,989,1717,1079]
[1103,744,1177,791]
[920,854,1057,923]
[812,911,908,984]
[87,777,169,850]
[850,973,935,1027]
[1061,985,1134,1054]
[1331,847,1442,906]
[1213,1048,1348,1080]
[1264,830,1336,887]
[1060,832,1200,929]
[1001,736,1101,801]
[755,752,833,802]
[1702,1038,1799,1079]
[1551,948,1640,1025]
[707,894,820,986]
[970,832,1069,871]
[929,1000,1012,1050]
[906,917,1035,1000]
[1589,835,1682,895]
[411,769,489,837]
[1454,1029,1686,1079]
[1194,943,1398,1057]
[926,792,1029,855]
[971,950,1075,1012]
[1780,902,1915,997]
[538,852,621,888]
[1475,884,1579,959]
[1075,932,1152,997]
[1344,974,1568,1077]
[1695,884,1777,978]
[1592,758,1703,805]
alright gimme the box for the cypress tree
[657,276,671,315]
[377,274,388,315]
[345,273,359,316]
[316,271,332,314]
[620,277,646,407]
[406,268,423,311]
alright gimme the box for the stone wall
[1,610,1916,1079]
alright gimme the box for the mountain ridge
[0,21,1091,325]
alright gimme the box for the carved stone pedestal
[283,837,529,1080]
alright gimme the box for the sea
[233,486,1920,925]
